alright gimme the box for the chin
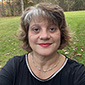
[35,50,57,57]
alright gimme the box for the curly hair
[17,3,72,52]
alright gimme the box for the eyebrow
[49,23,58,26]
[30,23,58,28]
[29,24,40,29]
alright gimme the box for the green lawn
[0,11,85,67]
[64,11,85,64]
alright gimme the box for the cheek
[54,31,61,41]
[28,32,38,44]
[28,34,34,43]
[53,34,61,49]
[54,36,61,44]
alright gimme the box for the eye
[49,28,56,32]
[33,28,40,33]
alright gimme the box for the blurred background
[0,0,85,69]
[0,0,85,17]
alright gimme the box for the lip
[39,43,52,47]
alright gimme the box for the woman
[0,3,85,85]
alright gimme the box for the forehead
[30,15,58,26]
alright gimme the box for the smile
[39,43,52,47]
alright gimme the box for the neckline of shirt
[25,54,68,82]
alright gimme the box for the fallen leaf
[62,49,66,52]
[77,39,79,41]
[73,42,76,44]
[11,43,14,45]
[77,53,82,56]
[73,48,75,51]
[8,40,11,42]
[65,52,69,54]
[13,49,16,51]
[72,54,77,57]
[80,46,83,48]
[6,53,10,55]
[74,51,77,54]
[75,46,78,49]
[81,49,83,51]
[73,46,78,51]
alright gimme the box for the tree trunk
[1,0,5,16]
[21,0,24,14]
[59,0,64,8]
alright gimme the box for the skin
[28,16,66,79]
[28,17,61,57]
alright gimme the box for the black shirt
[0,54,85,85]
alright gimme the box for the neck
[30,51,60,71]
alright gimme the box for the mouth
[39,43,52,47]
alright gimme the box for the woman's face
[28,17,61,56]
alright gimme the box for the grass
[62,11,85,64]
[0,11,85,67]
[0,17,27,67]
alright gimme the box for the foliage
[72,0,84,10]
[0,0,85,16]
[0,0,21,16]
[0,11,85,68]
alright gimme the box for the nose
[39,30,50,40]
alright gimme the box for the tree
[59,0,64,9]
[21,0,24,14]
[72,0,84,10]
[1,0,5,16]
[1,0,85,16]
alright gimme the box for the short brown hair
[17,3,72,52]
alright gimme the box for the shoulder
[0,54,28,85]
[0,54,27,71]
[67,57,85,70]
[62,57,85,78]
[66,57,85,85]
[7,54,28,70]
[11,54,27,61]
